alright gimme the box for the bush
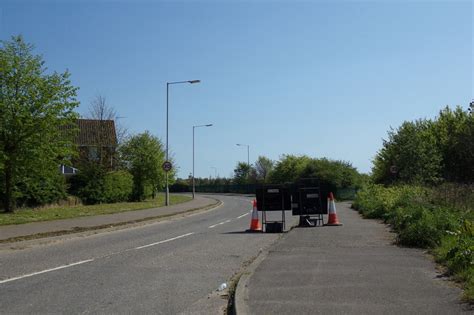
[355,184,473,301]
[391,205,458,248]
[69,163,106,205]
[103,171,133,203]
[15,171,68,207]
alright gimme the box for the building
[60,119,118,175]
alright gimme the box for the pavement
[0,195,218,242]
[236,202,472,314]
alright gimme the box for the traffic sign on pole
[162,161,173,172]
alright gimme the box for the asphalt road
[0,195,295,314]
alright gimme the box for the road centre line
[208,219,232,229]
[134,232,195,250]
[237,212,250,219]
[0,259,94,285]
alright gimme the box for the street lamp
[211,166,218,178]
[193,124,213,199]
[236,143,251,194]
[236,143,250,168]
[165,79,200,206]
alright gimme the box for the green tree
[233,162,251,185]
[0,36,79,212]
[120,131,168,201]
[432,106,473,182]
[269,155,312,183]
[255,156,274,183]
[372,120,442,185]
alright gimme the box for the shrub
[103,171,133,203]
[15,171,68,207]
[69,163,106,205]
[355,184,473,301]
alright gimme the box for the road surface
[0,195,295,314]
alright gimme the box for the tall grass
[353,184,473,302]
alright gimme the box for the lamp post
[165,80,200,206]
[193,124,213,199]
[236,143,250,168]
[236,143,251,194]
[211,167,218,178]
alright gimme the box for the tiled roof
[62,119,117,147]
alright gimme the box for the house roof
[62,119,117,147]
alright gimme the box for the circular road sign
[162,161,173,172]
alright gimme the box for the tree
[255,156,274,183]
[432,106,473,183]
[120,131,169,201]
[372,120,442,185]
[269,155,312,184]
[0,36,79,212]
[233,162,251,185]
[269,155,361,190]
[88,94,128,145]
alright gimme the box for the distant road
[0,195,295,314]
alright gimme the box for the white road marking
[135,232,195,250]
[237,212,250,219]
[208,219,232,229]
[0,259,94,285]
[233,198,253,203]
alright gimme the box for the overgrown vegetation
[355,105,474,302]
[372,106,473,185]
[353,184,473,301]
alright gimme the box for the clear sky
[1,0,472,178]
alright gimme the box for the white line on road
[237,212,250,219]
[0,259,94,285]
[208,219,232,229]
[135,232,195,250]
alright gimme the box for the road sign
[162,161,172,172]
[390,165,398,174]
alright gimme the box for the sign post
[162,161,173,172]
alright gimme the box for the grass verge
[0,194,191,226]
[353,184,473,303]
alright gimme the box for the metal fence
[170,183,358,200]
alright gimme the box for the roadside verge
[0,196,221,244]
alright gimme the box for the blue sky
[1,0,472,178]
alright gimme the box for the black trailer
[255,185,291,232]
[290,179,328,227]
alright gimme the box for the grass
[0,194,192,226]
[353,184,474,303]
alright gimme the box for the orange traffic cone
[326,192,343,226]
[247,199,262,232]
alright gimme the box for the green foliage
[372,106,473,185]
[0,194,192,226]
[16,170,67,207]
[120,131,167,201]
[433,106,474,182]
[254,156,274,183]
[355,184,474,301]
[435,219,474,301]
[372,120,442,185]
[269,155,362,191]
[0,35,79,211]
[233,162,252,185]
[269,155,312,184]
[103,170,133,203]
[69,162,106,205]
